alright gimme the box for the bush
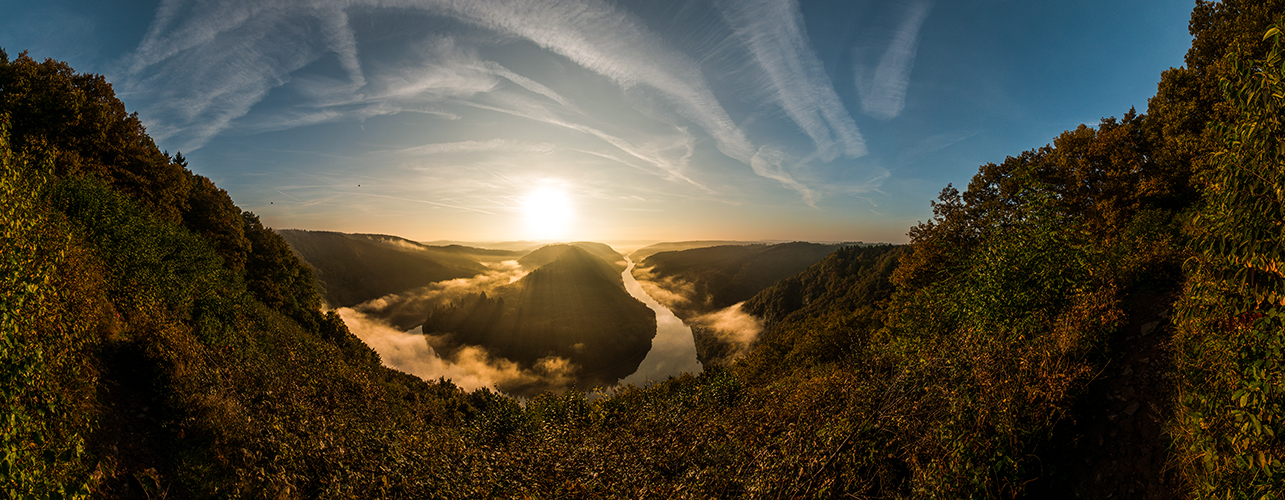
[0,120,94,498]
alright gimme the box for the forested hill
[5,1,1285,497]
[636,242,847,316]
[742,244,903,329]
[276,229,499,308]
[0,48,479,496]
[424,245,656,395]
[631,241,849,367]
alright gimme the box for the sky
[1,0,1196,244]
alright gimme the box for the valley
[282,230,845,395]
[5,3,1283,496]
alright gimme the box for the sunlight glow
[522,185,574,240]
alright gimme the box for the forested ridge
[423,245,657,394]
[630,241,848,368]
[4,1,1285,498]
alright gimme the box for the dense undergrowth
[3,1,1285,498]
[1170,17,1285,497]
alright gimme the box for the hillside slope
[5,2,1285,497]
[0,50,477,497]
[637,242,846,313]
[633,241,846,366]
[743,244,904,328]
[278,229,497,307]
[425,245,656,393]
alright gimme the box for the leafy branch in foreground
[1174,21,1285,498]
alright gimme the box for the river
[617,256,703,385]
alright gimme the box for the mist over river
[381,253,701,393]
[617,257,703,384]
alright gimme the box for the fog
[334,259,588,394]
[336,248,735,394]
[689,302,763,361]
[337,307,576,393]
[352,260,527,330]
[630,265,698,309]
[630,265,765,364]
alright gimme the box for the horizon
[1,0,1194,243]
[293,231,876,254]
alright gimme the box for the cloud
[125,0,755,153]
[421,0,759,163]
[457,96,710,191]
[750,146,815,205]
[718,0,867,161]
[122,3,365,150]
[336,307,574,393]
[365,36,500,100]
[234,36,508,135]
[121,0,748,190]
[853,1,932,120]
[391,139,557,156]
[121,0,927,202]
[482,61,578,110]
[122,4,498,149]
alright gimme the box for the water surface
[617,257,703,385]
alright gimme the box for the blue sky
[1,0,1194,243]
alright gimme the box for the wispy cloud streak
[390,139,557,156]
[127,0,759,161]
[120,0,905,202]
[853,1,932,120]
[418,0,759,163]
[482,61,578,110]
[751,146,814,205]
[123,3,368,150]
[718,0,867,162]
[456,98,709,191]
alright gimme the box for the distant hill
[517,242,627,274]
[743,245,904,328]
[278,230,514,308]
[737,245,903,374]
[628,241,755,262]
[425,245,656,394]
[636,242,848,315]
[422,240,545,251]
[632,241,848,367]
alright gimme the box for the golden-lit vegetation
[1171,18,1285,497]
[3,1,1285,497]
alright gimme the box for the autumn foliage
[3,1,1285,497]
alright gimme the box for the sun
[522,185,574,240]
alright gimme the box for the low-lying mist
[618,258,703,385]
[335,260,588,394]
[689,302,763,360]
[632,266,764,364]
[632,265,698,308]
[335,251,735,394]
[336,307,576,394]
[352,260,527,331]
